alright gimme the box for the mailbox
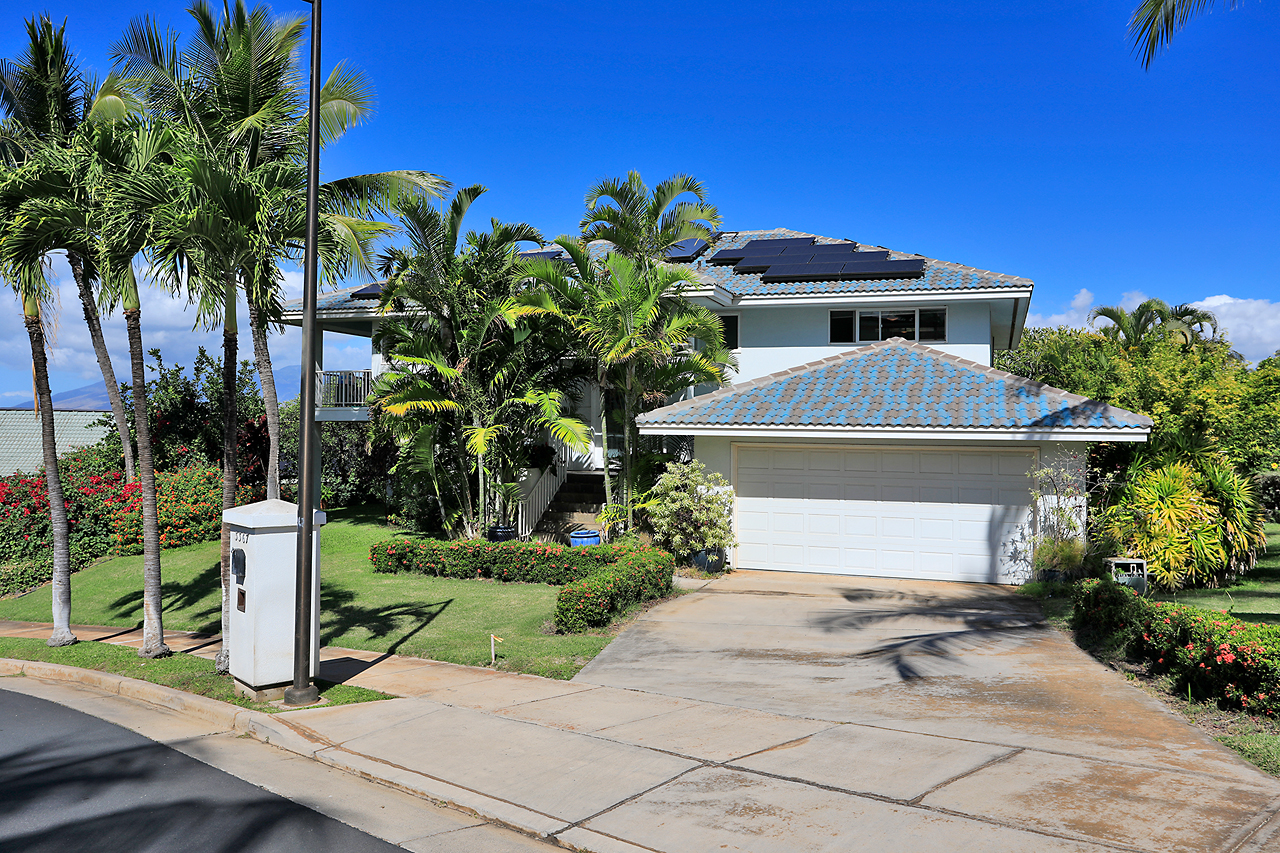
[222,499,325,701]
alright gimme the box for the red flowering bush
[112,465,253,555]
[1073,578,1280,716]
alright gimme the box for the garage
[733,445,1035,582]
[635,339,1152,584]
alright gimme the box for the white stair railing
[517,438,570,538]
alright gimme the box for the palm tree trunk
[126,301,169,659]
[623,364,636,529]
[68,251,136,483]
[598,369,613,509]
[25,300,75,647]
[248,301,280,500]
[216,275,238,674]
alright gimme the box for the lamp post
[284,0,323,707]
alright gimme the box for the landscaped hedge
[369,538,675,632]
[0,558,55,598]
[1073,579,1280,716]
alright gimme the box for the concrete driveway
[573,570,1280,852]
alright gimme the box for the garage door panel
[734,446,1032,583]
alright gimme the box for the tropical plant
[646,460,736,561]
[1129,1,1245,68]
[580,171,721,265]
[0,15,139,483]
[1087,297,1219,350]
[371,188,589,537]
[522,239,735,528]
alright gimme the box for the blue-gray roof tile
[636,338,1151,434]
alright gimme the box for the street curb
[0,658,588,850]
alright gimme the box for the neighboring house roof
[636,338,1151,441]
[280,227,1033,319]
[0,410,111,476]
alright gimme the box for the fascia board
[730,288,1034,307]
[636,424,1149,442]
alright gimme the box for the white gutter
[636,423,1149,442]
[720,287,1034,308]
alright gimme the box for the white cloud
[1025,288,1094,329]
[1192,295,1280,363]
[1024,288,1280,363]
[0,255,369,396]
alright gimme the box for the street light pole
[285,0,322,707]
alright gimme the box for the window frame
[826,307,949,344]
[716,312,741,352]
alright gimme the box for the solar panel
[709,248,748,265]
[841,250,890,262]
[664,238,710,262]
[733,255,790,273]
[760,262,846,282]
[740,237,814,253]
[791,243,858,256]
[839,259,927,279]
[351,282,384,299]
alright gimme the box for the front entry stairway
[533,471,606,543]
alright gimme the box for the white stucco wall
[708,300,994,383]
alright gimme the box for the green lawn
[0,506,615,679]
[0,636,391,712]
[1152,523,1280,622]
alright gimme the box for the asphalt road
[0,688,403,853]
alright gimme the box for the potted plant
[487,482,522,542]
[646,460,736,571]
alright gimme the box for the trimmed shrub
[1072,578,1280,716]
[369,537,675,632]
[554,552,674,633]
[0,558,55,598]
[0,457,128,570]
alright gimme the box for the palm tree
[0,15,139,482]
[1088,298,1220,349]
[115,0,443,670]
[372,189,589,537]
[580,171,721,266]
[523,241,734,527]
[1130,1,1244,68]
[0,189,74,644]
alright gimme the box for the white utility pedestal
[222,499,325,701]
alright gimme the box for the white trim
[728,287,1033,308]
[639,424,1149,442]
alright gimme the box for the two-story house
[282,227,1150,584]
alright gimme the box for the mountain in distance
[3,364,306,411]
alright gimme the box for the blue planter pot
[690,549,725,572]
[569,530,602,547]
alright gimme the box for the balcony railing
[318,370,372,408]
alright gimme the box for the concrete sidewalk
[6,571,1280,853]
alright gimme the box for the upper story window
[719,314,740,351]
[830,308,946,344]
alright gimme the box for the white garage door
[734,446,1035,583]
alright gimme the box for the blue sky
[2,0,1278,401]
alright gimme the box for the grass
[0,637,392,712]
[1151,523,1280,623]
[0,505,619,680]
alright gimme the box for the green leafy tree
[580,171,721,265]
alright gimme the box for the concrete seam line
[1225,794,1280,853]
[560,765,704,829]
[907,746,1024,805]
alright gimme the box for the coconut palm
[0,15,140,482]
[523,241,735,527]
[0,184,74,644]
[580,171,721,267]
[372,189,589,537]
[1130,1,1244,68]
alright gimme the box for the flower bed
[111,465,248,555]
[1073,579,1280,716]
[369,538,675,631]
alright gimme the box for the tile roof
[0,410,111,476]
[686,229,1032,298]
[636,338,1151,434]
[282,228,1032,316]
